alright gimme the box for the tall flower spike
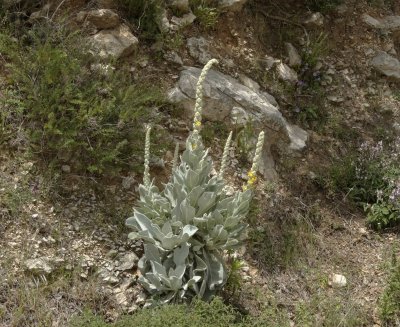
[172,142,179,171]
[219,131,233,178]
[192,59,219,136]
[143,126,151,188]
[243,131,265,190]
[250,131,265,173]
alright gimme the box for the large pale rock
[362,14,400,31]
[168,67,308,179]
[370,51,400,80]
[86,9,119,29]
[91,24,138,59]
[218,0,248,12]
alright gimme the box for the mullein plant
[126,59,265,305]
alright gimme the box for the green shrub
[292,33,330,130]
[126,59,264,305]
[0,23,167,174]
[324,138,400,229]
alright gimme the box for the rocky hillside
[0,0,399,326]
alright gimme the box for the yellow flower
[242,184,248,191]
[247,170,255,178]
[248,176,257,185]
[194,120,201,127]
[191,143,197,150]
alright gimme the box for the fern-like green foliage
[126,60,258,305]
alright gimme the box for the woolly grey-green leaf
[126,61,255,305]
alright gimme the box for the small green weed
[328,115,360,142]
[380,252,400,324]
[248,203,318,271]
[323,138,400,229]
[235,121,255,164]
[162,30,185,51]
[190,0,219,29]
[393,89,400,101]
[291,32,330,130]
[367,0,395,9]
[1,22,168,176]
[302,32,329,68]
[225,255,244,297]
[295,296,367,326]
[200,121,229,147]
[305,0,343,13]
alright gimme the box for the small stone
[187,37,211,65]
[136,290,147,304]
[285,42,302,67]
[170,12,196,29]
[103,274,119,285]
[309,171,317,180]
[115,292,128,306]
[120,278,135,291]
[359,227,368,235]
[329,273,347,288]
[25,258,53,275]
[393,122,400,134]
[122,176,135,190]
[128,304,138,313]
[371,51,400,80]
[362,14,400,31]
[335,4,348,15]
[115,252,139,271]
[276,62,298,83]
[86,9,120,29]
[107,249,118,258]
[164,51,184,65]
[327,95,344,103]
[61,165,71,173]
[304,12,324,27]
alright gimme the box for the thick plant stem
[172,142,179,171]
[219,131,233,178]
[192,59,219,138]
[143,126,151,188]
